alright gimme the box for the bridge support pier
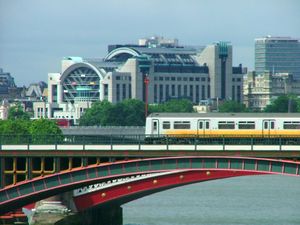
[81,205,123,225]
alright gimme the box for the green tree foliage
[79,100,113,126]
[217,100,248,112]
[79,99,145,126]
[8,104,31,120]
[0,119,30,144]
[79,99,195,126]
[264,95,298,113]
[30,119,64,144]
[0,119,63,144]
[121,99,145,126]
[149,99,194,113]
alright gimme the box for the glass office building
[255,36,300,78]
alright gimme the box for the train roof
[147,113,300,118]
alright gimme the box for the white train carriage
[145,113,300,138]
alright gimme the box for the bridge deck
[0,156,299,214]
[1,144,300,158]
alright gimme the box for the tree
[29,119,63,144]
[8,104,31,120]
[79,100,114,126]
[149,99,195,113]
[264,95,298,113]
[80,99,146,126]
[121,99,145,126]
[79,99,195,126]
[0,120,30,144]
[218,101,248,112]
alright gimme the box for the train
[145,113,300,143]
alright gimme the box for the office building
[33,37,246,123]
[255,36,300,77]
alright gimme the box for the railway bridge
[1,138,300,225]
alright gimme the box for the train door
[152,119,160,136]
[262,119,275,137]
[198,120,210,136]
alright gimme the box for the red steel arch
[0,156,299,214]
[73,169,262,211]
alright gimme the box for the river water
[123,175,300,225]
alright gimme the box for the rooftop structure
[138,36,179,48]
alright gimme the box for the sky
[0,0,300,86]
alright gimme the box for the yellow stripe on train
[164,130,300,137]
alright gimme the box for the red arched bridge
[0,156,300,214]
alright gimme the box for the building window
[52,85,57,102]
[159,84,163,102]
[184,85,187,96]
[154,84,157,103]
[201,77,206,82]
[122,84,126,99]
[237,85,241,102]
[159,77,163,81]
[195,77,200,81]
[177,77,182,81]
[171,77,175,81]
[201,85,205,100]
[166,85,169,100]
[116,76,121,80]
[207,85,210,98]
[165,77,170,81]
[104,84,108,99]
[171,85,175,96]
[183,77,188,81]
[190,85,193,101]
[116,84,120,101]
[128,84,132,98]
[178,85,181,97]
[189,77,194,81]
[232,86,235,101]
[196,85,200,103]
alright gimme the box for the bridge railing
[0,134,300,149]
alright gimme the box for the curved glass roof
[105,45,205,65]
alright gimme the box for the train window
[238,121,255,129]
[174,121,191,129]
[199,122,203,129]
[264,122,268,129]
[153,121,157,131]
[163,121,171,129]
[283,121,300,129]
[199,121,210,129]
[218,121,235,129]
[270,121,275,129]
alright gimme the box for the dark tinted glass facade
[255,37,300,78]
